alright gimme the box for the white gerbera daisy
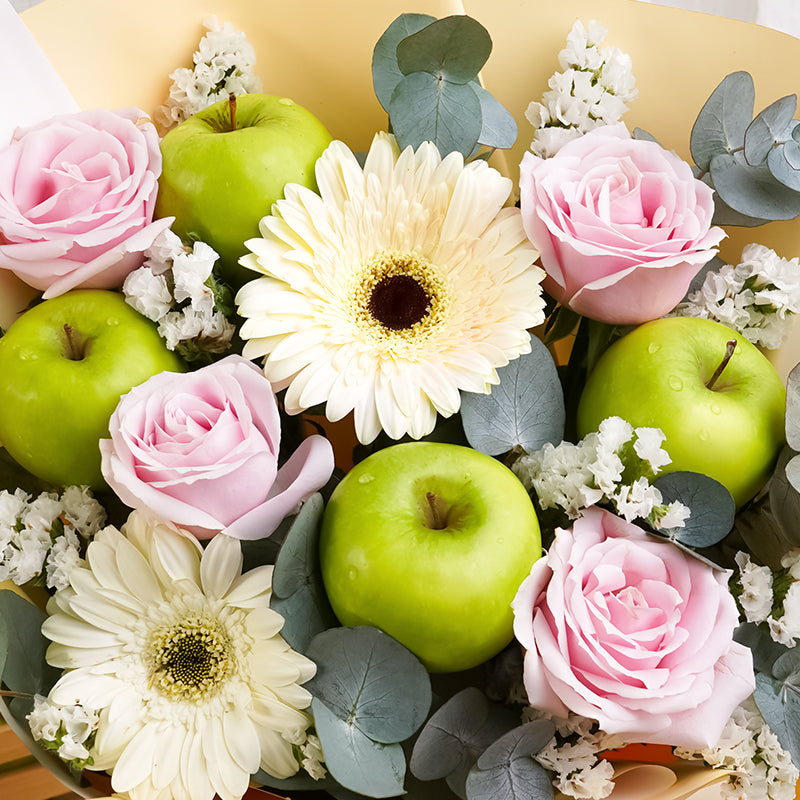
[235,132,545,444]
[40,511,317,800]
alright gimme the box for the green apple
[0,289,184,489]
[319,441,542,673]
[576,316,786,506]
[154,93,332,289]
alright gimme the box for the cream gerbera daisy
[40,511,317,800]
[235,132,545,444]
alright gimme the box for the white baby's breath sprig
[526,20,637,158]
[672,244,800,349]
[0,486,105,591]
[27,695,100,771]
[158,15,263,129]
[732,549,800,647]
[524,708,625,800]
[513,416,688,529]
[674,696,799,800]
[123,228,236,363]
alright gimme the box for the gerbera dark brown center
[350,250,449,349]
[149,614,235,701]
[369,274,431,330]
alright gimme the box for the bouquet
[2,3,800,800]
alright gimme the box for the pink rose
[0,108,172,298]
[519,123,725,324]
[512,506,754,749]
[99,355,335,540]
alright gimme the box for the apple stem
[425,492,449,530]
[62,324,89,360]
[228,92,237,132]
[706,339,737,390]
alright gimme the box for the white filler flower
[41,511,316,800]
[236,132,545,444]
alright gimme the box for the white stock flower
[735,551,774,624]
[528,19,637,157]
[673,244,800,349]
[41,511,317,800]
[158,16,263,128]
[237,132,545,444]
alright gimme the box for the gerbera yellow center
[147,613,235,702]
[350,250,449,346]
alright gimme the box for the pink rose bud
[512,506,754,749]
[0,108,173,298]
[99,355,335,540]
[519,123,725,324]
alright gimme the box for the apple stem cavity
[706,339,737,390]
[62,324,91,360]
[228,92,237,132]
[425,491,450,530]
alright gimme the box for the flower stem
[706,339,737,390]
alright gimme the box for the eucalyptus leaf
[744,95,797,165]
[786,363,800,451]
[0,589,60,695]
[785,133,800,170]
[465,721,556,800]
[270,493,337,652]
[306,626,431,744]
[396,15,491,84]
[312,696,407,798]
[710,192,772,227]
[735,622,791,675]
[460,339,565,457]
[410,687,520,799]
[753,648,800,767]
[653,471,735,547]
[710,150,800,220]
[787,454,800,494]
[632,127,660,144]
[690,71,754,171]
[0,612,7,680]
[372,13,437,112]
[768,141,800,193]
[471,82,517,149]
[389,71,482,157]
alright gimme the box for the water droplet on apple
[19,350,37,360]
[347,567,359,581]
[711,403,721,415]
[357,474,374,484]
[699,429,709,441]
[278,98,294,106]
[668,375,683,391]
[648,342,660,354]
[106,317,119,327]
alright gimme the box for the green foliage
[270,493,338,653]
[753,647,800,768]
[460,338,565,457]
[409,687,521,798]
[305,626,432,797]
[464,721,556,800]
[691,71,800,225]
[372,14,517,158]
[0,590,61,696]
[652,470,736,548]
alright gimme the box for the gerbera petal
[236,133,544,446]
[39,513,315,800]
